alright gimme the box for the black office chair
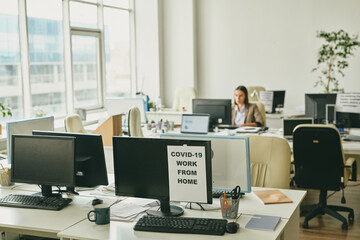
[293,124,356,230]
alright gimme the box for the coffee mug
[87,204,110,225]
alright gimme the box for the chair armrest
[345,157,357,182]
[345,157,356,168]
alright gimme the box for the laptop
[181,114,210,134]
[283,118,313,139]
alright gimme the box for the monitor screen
[32,131,108,188]
[283,118,313,138]
[192,99,232,128]
[11,135,75,197]
[336,112,360,128]
[272,90,285,113]
[181,114,210,134]
[305,93,337,123]
[113,137,212,217]
[6,116,54,163]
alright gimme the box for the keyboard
[134,215,227,235]
[0,194,72,211]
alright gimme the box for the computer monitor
[6,116,54,163]
[32,131,108,189]
[160,134,251,195]
[336,112,360,128]
[283,118,313,139]
[11,135,75,197]
[106,97,147,123]
[192,99,232,130]
[181,114,210,134]
[113,137,212,217]
[335,93,360,128]
[271,90,285,113]
[305,93,337,123]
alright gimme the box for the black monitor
[336,112,360,128]
[305,93,337,124]
[11,135,75,197]
[32,131,108,189]
[192,99,232,130]
[270,90,286,113]
[113,137,212,217]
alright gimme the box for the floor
[298,178,360,240]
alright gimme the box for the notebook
[235,127,262,133]
[253,190,293,204]
[245,215,281,231]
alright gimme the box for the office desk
[146,110,185,124]
[0,189,93,239]
[58,212,288,240]
[58,188,305,240]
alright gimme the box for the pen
[0,163,7,174]
[223,189,226,199]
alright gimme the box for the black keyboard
[0,194,72,211]
[134,215,227,235]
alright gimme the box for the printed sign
[167,145,207,203]
[259,91,274,113]
[336,93,360,114]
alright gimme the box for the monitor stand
[66,186,79,195]
[33,185,62,198]
[146,199,184,217]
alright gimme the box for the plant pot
[0,124,2,135]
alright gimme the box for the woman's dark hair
[234,85,249,106]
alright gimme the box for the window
[27,0,66,117]
[0,0,133,122]
[0,0,23,122]
[71,33,102,108]
[104,7,131,97]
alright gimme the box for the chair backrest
[293,124,345,191]
[65,114,87,133]
[249,135,291,189]
[172,87,196,112]
[247,86,265,102]
[128,107,144,137]
[250,101,267,127]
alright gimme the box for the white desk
[146,110,185,124]
[0,189,92,239]
[58,212,288,240]
[58,188,306,240]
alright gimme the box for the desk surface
[0,189,91,238]
[57,187,305,240]
[58,211,288,240]
[0,186,305,240]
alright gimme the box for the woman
[232,85,264,127]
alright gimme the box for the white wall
[134,0,161,100]
[195,0,360,111]
[136,0,360,110]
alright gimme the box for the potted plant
[0,103,12,135]
[312,29,360,93]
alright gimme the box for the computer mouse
[226,222,239,234]
[92,198,103,206]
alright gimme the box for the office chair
[293,124,356,230]
[64,114,87,133]
[250,101,267,127]
[247,86,265,102]
[128,107,144,137]
[172,87,196,112]
[249,135,291,189]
